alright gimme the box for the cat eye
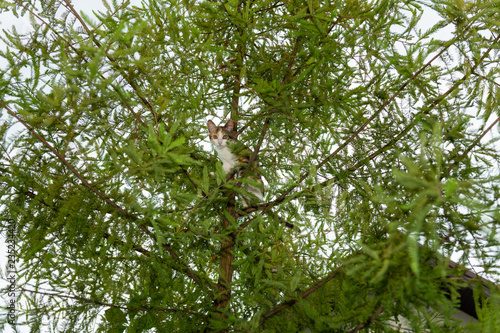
[212,135,218,139]
[223,135,228,139]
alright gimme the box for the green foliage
[1,0,500,331]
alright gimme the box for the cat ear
[225,119,235,132]
[207,120,217,132]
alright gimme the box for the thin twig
[447,115,500,174]
[18,287,204,317]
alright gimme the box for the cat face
[207,119,236,149]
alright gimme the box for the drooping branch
[243,34,466,228]
[259,267,343,324]
[292,38,455,189]
[337,32,500,180]
[1,101,214,296]
[18,287,205,317]
[15,187,153,258]
[104,232,216,295]
[2,102,141,225]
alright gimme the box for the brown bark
[213,188,237,332]
[215,210,236,311]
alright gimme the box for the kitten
[207,119,264,206]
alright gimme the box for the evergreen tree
[1,0,499,331]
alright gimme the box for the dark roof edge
[445,258,498,319]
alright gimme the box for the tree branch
[339,31,500,179]
[1,101,141,226]
[259,267,342,324]
[348,305,384,333]
[18,287,204,317]
[258,25,491,213]
[446,117,500,175]
[2,101,214,296]
[247,117,270,169]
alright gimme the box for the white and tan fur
[207,119,264,206]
